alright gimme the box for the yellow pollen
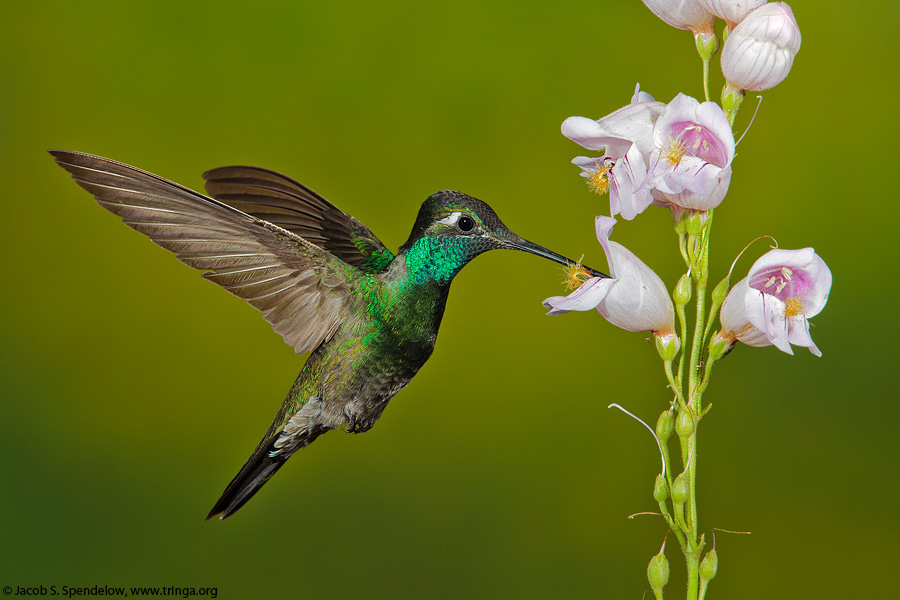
[586,164,613,196]
[563,258,592,291]
[662,135,688,165]
[784,297,804,318]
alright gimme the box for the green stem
[687,552,701,600]
[688,272,707,406]
[699,578,710,600]
[684,219,713,600]
[664,360,685,405]
[702,57,711,103]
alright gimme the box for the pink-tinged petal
[610,145,653,220]
[543,277,615,314]
[699,0,766,26]
[653,165,731,211]
[669,156,724,194]
[694,101,737,164]
[562,117,615,152]
[752,294,794,355]
[601,102,667,158]
[652,94,700,147]
[787,317,821,357]
[631,82,656,104]
[721,248,831,356]
[641,0,716,32]
[643,94,735,199]
[719,278,772,347]
[573,155,605,171]
[563,101,666,158]
[595,216,618,276]
[594,216,675,333]
[748,248,831,317]
[654,96,734,167]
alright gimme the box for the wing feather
[50,150,363,355]
[202,166,394,273]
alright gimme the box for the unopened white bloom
[698,0,766,27]
[641,0,716,33]
[721,2,801,91]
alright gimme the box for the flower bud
[685,210,707,236]
[695,30,719,61]
[700,548,719,581]
[653,474,670,502]
[708,330,735,360]
[711,275,730,307]
[674,273,693,307]
[671,473,689,504]
[656,410,675,444]
[721,2,802,91]
[721,82,744,116]
[676,409,695,438]
[699,0,766,27]
[655,332,681,361]
[647,551,670,597]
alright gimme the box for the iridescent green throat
[402,237,470,285]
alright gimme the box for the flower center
[749,265,814,317]
[667,121,730,168]
[783,297,804,319]
[563,259,592,291]
[586,163,613,196]
[661,134,687,166]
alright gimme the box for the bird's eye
[457,216,476,232]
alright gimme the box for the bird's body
[50,150,606,519]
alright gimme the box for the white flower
[721,2,801,91]
[563,85,666,220]
[719,248,831,356]
[544,217,675,336]
[643,94,735,200]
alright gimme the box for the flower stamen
[563,257,592,291]
[783,297,804,318]
[586,163,614,196]
[662,133,688,165]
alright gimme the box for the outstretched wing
[202,166,394,274]
[50,150,356,355]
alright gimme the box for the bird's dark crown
[398,190,513,253]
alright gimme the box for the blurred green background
[2,1,896,597]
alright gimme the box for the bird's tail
[206,425,329,520]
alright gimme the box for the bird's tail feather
[207,425,329,520]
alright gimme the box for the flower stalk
[544,3,829,597]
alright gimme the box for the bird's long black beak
[504,235,609,279]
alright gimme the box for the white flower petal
[543,277,614,314]
[593,216,674,333]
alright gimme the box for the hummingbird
[50,150,607,520]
